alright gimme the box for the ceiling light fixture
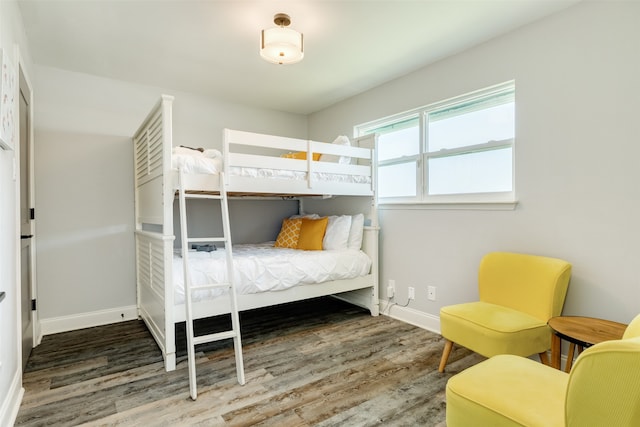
[260,13,304,65]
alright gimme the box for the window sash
[357,81,515,204]
[377,160,419,200]
[426,146,513,196]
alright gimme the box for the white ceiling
[18,0,580,114]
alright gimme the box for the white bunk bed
[133,95,379,371]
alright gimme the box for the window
[357,82,515,206]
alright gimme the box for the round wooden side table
[548,316,627,372]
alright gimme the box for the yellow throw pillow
[297,217,329,251]
[281,151,321,161]
[274,218,302,249]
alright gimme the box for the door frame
[16,45,39,348]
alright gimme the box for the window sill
[377,200,518,211]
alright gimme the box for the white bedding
[173,242,372,304]
[172,150,223,174]
[229,166,371,184]
[172,147,371,184]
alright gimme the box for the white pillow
[320,135,351,164]
[202,148,222,159]
[347,214,365,250]
[323,215,352,250]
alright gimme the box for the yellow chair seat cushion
[446,354,567,427]
[440,301,551,357]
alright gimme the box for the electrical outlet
[388,279,396,298]
[408,286,415,300]
[427,286,436,301]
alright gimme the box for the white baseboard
[0,368,24,427]
[40,305,138,336]
[379,299,441,334]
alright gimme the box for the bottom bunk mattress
[173,243,372,304]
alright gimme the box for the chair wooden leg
[550,333,561,369]
[565,343,576,372]
[539,351,550,366]
[439,339,454,373]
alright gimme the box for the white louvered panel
[136,234,166,299]
[134,151,148,181]
[147,146,163,175]
[148,128,163,155]
[147,117,163,154]
[134,133,149,183]
[138,261,151,288]
[134,108,164,186]
[136,238,151,288]
[146,112,164,178]
[146,110,162,137]
[149,239,165,295]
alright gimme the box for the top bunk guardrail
[221,128,375,197]
[133,95,377,214]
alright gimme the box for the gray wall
[308,1,640,327]
[173,199,299,247]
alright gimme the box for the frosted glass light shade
[260,27,304,65]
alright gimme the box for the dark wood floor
[16,297,483,426]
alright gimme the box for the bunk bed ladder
[177,170,245,401]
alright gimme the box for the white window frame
[357,81,516,209]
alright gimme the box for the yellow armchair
[439,252,572,372]
[445,314,640,426]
